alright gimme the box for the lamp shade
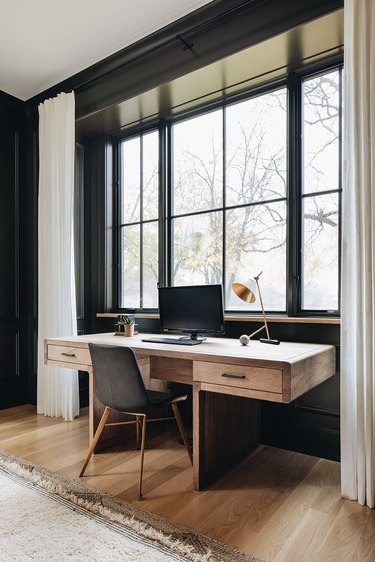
[232,279,257,304]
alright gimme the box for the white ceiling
[0,0,212,101]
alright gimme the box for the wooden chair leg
[138,415,147,501]
[172,403,193,465]
[79,407,110,477]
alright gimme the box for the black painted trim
[159,120,167,289]
[287,72,302,316]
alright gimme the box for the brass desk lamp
[232,271,280,345]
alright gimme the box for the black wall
[0,92,29,408]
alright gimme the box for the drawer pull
[61,352,76,357]
[222,373,246,380]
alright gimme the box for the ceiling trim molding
[25,0,343,120]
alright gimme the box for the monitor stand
[180,333,206,343]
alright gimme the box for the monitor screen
[159,285,224,337]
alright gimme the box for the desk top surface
[46,332,334,367]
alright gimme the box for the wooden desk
[45,333,336,490]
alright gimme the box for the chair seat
[145,390,187,412]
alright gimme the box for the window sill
[97,312,340,325]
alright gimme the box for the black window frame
[115,59,343,318]
[116,124,162,311]
[289,62,343,317]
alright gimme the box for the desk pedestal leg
[193,383,204,490]
[193,382,261,490]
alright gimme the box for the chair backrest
[89,344,149,413]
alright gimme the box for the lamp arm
[248,324,267,339]
[254,278,270,340]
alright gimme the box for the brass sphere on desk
[239,334,250,346]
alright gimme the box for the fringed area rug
[0,449,264,562]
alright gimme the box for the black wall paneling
[26,116,39,405]
[75,143,85,322]
[0,332,19,379]
[0,128,19,320]
[89,135,115,334]
[0,91,28,408]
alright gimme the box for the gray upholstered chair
[79,343,192,500]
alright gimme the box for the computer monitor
[158,284,225,342]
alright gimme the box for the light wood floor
[1,405,374,562]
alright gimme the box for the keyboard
[141,337,203,346]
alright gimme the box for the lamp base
[260,338,280,345]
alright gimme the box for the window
[117,64,342,315]
[119,131,159,308]
[172,110,223,287]
[171,90,287,311]
[301,69,341,311]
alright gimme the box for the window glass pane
[173,212,222,286]
[302,193,339,310]
[143,221,159,308]
[226,202,287,311]
[121,137,140,223]
[226,89,287,207]
[120,224,140,308]
[303,70,340,194]
[143,131,159,221]
[173,110,223,215]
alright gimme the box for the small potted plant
[117,314,135,337]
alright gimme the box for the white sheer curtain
[37,92,79,422]
[341,0,375,508]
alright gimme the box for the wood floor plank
[304,458,344,515]
[273,508,336,562]
[351,510,375,562]
[316,501,372,562]
[234,480,323,560]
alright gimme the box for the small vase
[124,324,135,337]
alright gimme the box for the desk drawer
[47,344,91,367]
[194,361,282,393]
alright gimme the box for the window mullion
[115,143,121,309]
[158,119,167,289]
[222,106,227,307]
[338,67,343,313]
[167,123,174,287]
[139,136,144,308]
[287,71,302,316]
